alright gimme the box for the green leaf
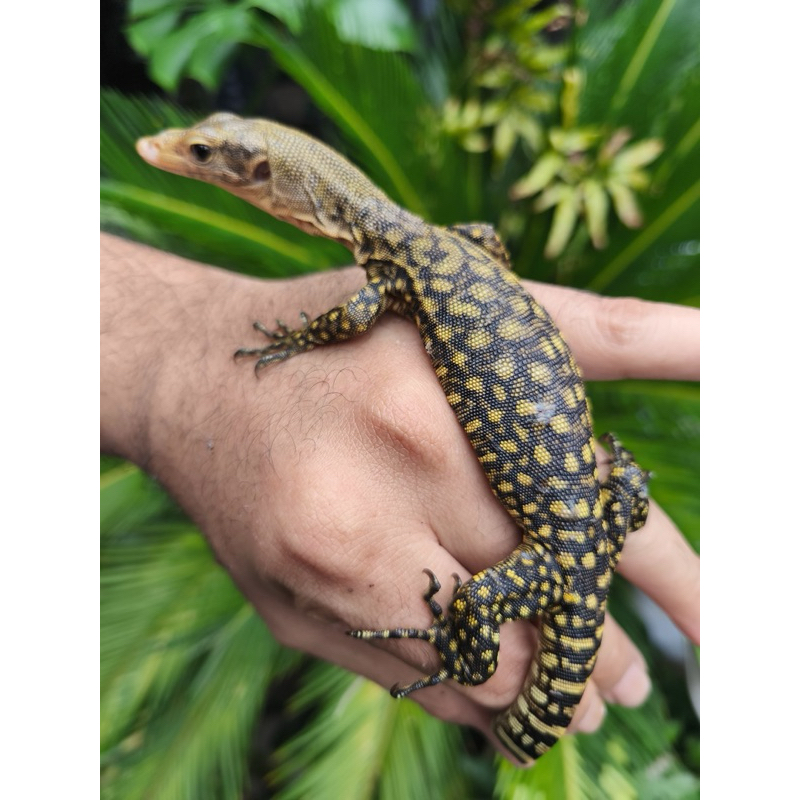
[582,178,609,249]
[613,138,665,172]
[589,381,699,549]
[607,0,680,118]
[128,0,178,18]
[320,0,418,52]
[544,186,580,258]
[125,8,181,58]
[186,37,238,90]
[586,181,699,295]
[510,151,565,200]
[549,126,603,154]
[148,7,253,91]
[249,0,305,34]
[271,665,466,799]
[606,179,643,229]
[495,736,593,799]
[100,475,301,799]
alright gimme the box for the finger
[617,501,700,644]
[568,678,606,734]
[246,579,496,734]
[523,281,699,382]
[590,613,651,705]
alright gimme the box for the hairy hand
[101,233,699,760]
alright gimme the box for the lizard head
[136,112,386,247]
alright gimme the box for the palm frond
[101,468,300,799]
[270,663,467,800]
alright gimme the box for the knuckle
[360,377,449,471]
[593,296,651,352]
[268,618,303,649]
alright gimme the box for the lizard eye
[190,143,212,163]
[253,160,271,181]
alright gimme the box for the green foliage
[101,466,302,799]
[271,664,467,800]
[127,0,418,92]
[101,0,699,796]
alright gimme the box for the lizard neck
[349,197,427,265]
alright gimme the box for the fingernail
[608,663,651,706]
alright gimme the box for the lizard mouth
[135,133,192,178]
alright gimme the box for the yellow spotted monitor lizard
[137,112,650,763]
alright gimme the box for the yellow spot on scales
[430,277,454,293]
[562,387,578,408]
[497,318,527,340]
[559,636,597,652]
[448,298,482,318]
[494,356,515,379]
[467,330,490,349]
[557,553,576,568]
[550,677,587,696]
[469,283,497,302]
[465,376,483,393]
[540,340,557,359]
[528,362,552,383]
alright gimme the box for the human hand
[101,233,699,761]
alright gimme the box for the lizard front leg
[235,273,393,371]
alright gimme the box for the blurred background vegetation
[100,0,699,797]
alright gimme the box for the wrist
[100,232,366,471]
[101,233,251,465]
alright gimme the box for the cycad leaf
[100,470,300,800]
[582,178,609,249]
[555,0,698,298]
[510,151,565,200]
[271,664,466,800]
[544,186,580,258]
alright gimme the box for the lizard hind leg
[347,570,482,698]
[599,432,651,566]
